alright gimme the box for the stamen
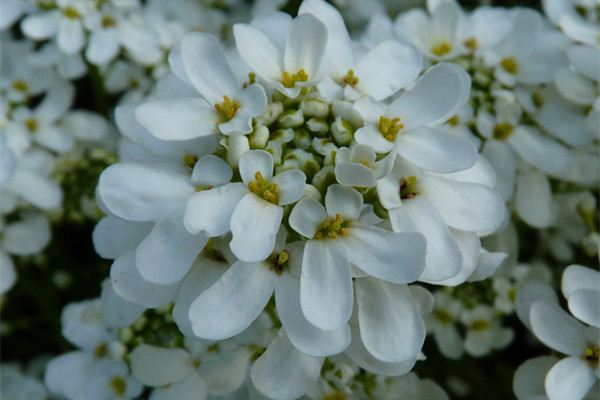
[281,69,309,88]
[470,319,490,331]
[248,171,279,204]
[62,6,81,19]
[493,122,514,140]
[378,116,404,142]
[268,250,289,275]
[500,57,519,74]
[109,376,127,396]
[464,37,478,51]
[341,69,359,87]
[432,42,452,57]
[214,95,240,122]
[400,176,419,200]
[314,214,352,240]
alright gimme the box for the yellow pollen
[508,287,516,303]
[434,309,454,325]
[314,214,352,240]
[464,37,478,51]
[378,116,403,142]
[248,171,279,204]
[182,154,198,169]
[94,343,107,358]
[432,41,452,57]
[447,115,460,126]
[109,376,127,396]
[493,122,514,140]
[12,80,28,92]
[324,392,348,400]
[470,319,490,331]
[268,250,289,275]
[101,15,117,27]
[582,345,600,368]
[242,72,256,88]
[342,69,359,87]
[214,95,240,122]
[500,56,519,74]
[24,117,38,132]
[531,92,544,107]
[400,176,419,200]
[61,6,81,19]
[281,69,309,88]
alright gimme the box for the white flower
[562,265,600,328]
[428,291,464,359]
[289,184,426,330]
[0,365,47,400]
[185,150,305,263]
[354,62,477,173]
[137,32,267,139]
[233,13,328,98]
[460,305,513,357]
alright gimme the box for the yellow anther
[24,117,38,132]
[582,345,600,368]
[12,80,28,92]
[531,92,544,107]
[400,176,419,200]
[281,69,309,88]
[314,214,352,240]
[493,122,514,140]
[129,78,139,89]
[268,250,289,275]
[182,154,198,169]
[242,72,256,88]
[508,287,516,303]
[94,343,107,358]
[324,392,348,400]
[434,309,454,325]
[500,56,519,74]
[214,95,240,122]
[447,115,460,126]
[432,41,452,57]
[109,376,127,396]
[378,116,404,142]
[195,185,213,192]
[464,37,478,51]
[101,15,117,27]
[470,319,490,331]
[61,6,80,19]
[342,69,359,87]
[248,171,279,204]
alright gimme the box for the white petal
[184,183,247,236]
[421,175,505,233]
[354,124,394,154]
[99,163,193,222]
[44,352,93,399]
[110,251,179,309]
[130,344,195,387]
[568,44,599,82]
[86,29,119,65]
[325,184,362,220]
[355,40,422,100]
[289,197,327,239]
[0,251,16,294]
[100,281,144,329]
[343,226,425,284]
[198,349,251,395]
[190,155,232,187]
[57,19,84,54]
[562,265,600,298]
[21,12,57,39]
[397,126,477,173]
[239,150,274,184]
[515,280,558,330]
[535,99,593,147]
[481,140,516,201]
[273,170,306,205]
[251,332,322,400]
[515,169,555,228]
[388,63,470,128]
[284,14,327,80]
[568,290,600,328]
[230,193,283,262]
[530,300,587,356]
[513,356,558,400]
[233,23,282,81]
[335,162,376,187]
[7,169,62,210]
[356,278,425,363]
[508,127,572,176]
[276,274,350,357]
[2,212,50,256]
[93,216,153,260]
[135,98,218,141]
[301,240,352,330]
[150,374,208,400]
[136,208,207,285]
[388,197,461,283]
[180,32,239,104]
[189,261,276,339]
[545,357,596,400]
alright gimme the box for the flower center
[61,6,81,19]
[94,343,107,358]
[493,122,514,140]
[582,345,600,368]
[400,176,419,200]
[314,214,352,240]
[434,308,454,325]
[470,319,490,331]
[24,117,38,132]
[12,80,28,92]
[281,69,309,88]
[378,116,404,142]
[500,56,519,74]
[324,392,348,400]
[109,376,127,396]
[267,250,289,275]
[214,95,240,122]
[341,69,359,87]
[447,115,460,126]
[101,15,117,28]
[464,37,478,51]
[432,41,452,57]
[248,171,279,204]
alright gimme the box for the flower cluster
[1,0,598,399]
